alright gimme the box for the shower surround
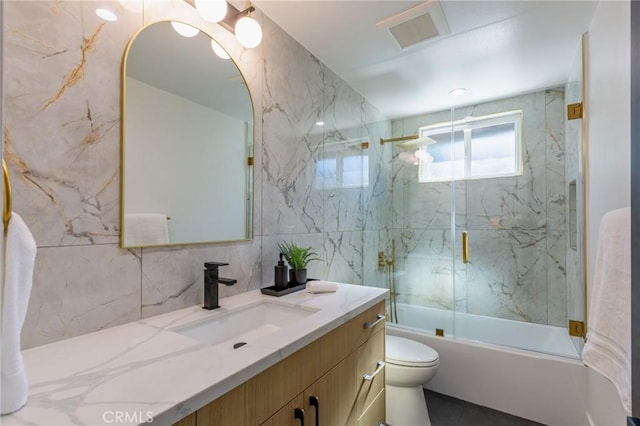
[390,89,569,327]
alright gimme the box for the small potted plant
[277,241,322,285]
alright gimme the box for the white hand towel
[307,281,338,294]
[123,213,169,246]
[582,207,631,413]
[2,212,37,414]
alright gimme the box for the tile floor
[424,390,546,426]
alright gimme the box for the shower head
[379,135,437,147]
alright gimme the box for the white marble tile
[322,231,364,284]
[393,229,457,310]
[141,239,262,318]
[4,1,139,247]
[546,88,567,231]
[547,231,568,327]
[22,245,142,349]
[465,229,548,324]
[260,17,325,236]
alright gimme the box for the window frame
[314,139,369,189]
[417,110,524,183]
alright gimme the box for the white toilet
[385,335,440,426]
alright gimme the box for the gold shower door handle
[462,231,469,264]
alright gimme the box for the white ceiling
[254,0,598,119]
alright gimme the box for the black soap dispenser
[274,253,288,290]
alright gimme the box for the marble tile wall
[3,0,390,348]
[390,89,570,326]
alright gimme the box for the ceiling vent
[377,1,450,49]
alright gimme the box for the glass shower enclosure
[382,80,585,359]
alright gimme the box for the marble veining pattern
[5,0,387,349]
[4,0,579,360]
[390,90,571,326]
[2,285,387,426]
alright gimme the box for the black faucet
[203,262,237,310]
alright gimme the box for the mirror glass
[122,21,254,248]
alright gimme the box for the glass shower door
[449,86,583,359]
[388,109,457,337]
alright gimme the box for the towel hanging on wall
[582,207,631,413]
[123,213,170,246]
[2,212,37,414]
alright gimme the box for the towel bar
[2,158,11,232]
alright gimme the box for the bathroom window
[315,140,369,189]
[417,110,523,183]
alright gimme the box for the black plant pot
[294,268,307,285]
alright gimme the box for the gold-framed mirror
[121,21,254,248]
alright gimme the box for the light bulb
[171,22,199,38]
[211,40,230,59]
[195,0,227,23]
[235,16,262,48]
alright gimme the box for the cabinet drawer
[247,301,386,424]
[348,302,386,351]
[357,388,385,426]
[353,328,385,418]
[194,383,247,426]
[306,301,386,381]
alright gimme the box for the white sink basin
[171,300,319,348]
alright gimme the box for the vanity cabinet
[175,301,386,426]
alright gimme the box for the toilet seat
[386,335,439,368]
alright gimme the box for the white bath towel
[582,207,631,413]
[123,213,169,246]
[2,212,37,414]
[307,281,338,294]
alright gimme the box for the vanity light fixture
[234,7,262,48]
[449,87,466,96]
[211,39,231,59]
[184,0,262,48]
[195,0,227,23]
[95,8,118,21]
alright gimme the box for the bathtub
[388,302,588,426]
[392,302,580,359]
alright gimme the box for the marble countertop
[3,282,388,426]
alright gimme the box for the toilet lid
[386,335,439,367]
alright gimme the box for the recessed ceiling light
[449,88,466,97]
[315,121,325,126]
[96,8,118,21]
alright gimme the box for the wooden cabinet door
[261,394,305,426]
[172,413,196,426]
[304,353,357,426]
[196,384,247,426]
[303,328,385,426]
